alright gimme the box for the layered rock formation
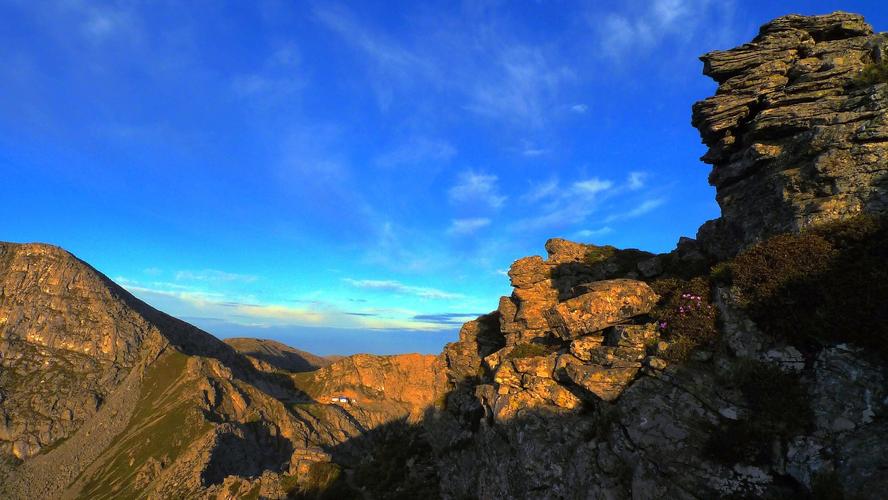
[443,239,668,423]
[693,12,888,257]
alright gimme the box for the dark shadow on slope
[225,338,332,373]
[203,421,295,485]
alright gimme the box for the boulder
[564,363,640,402]
[546,280,658,339]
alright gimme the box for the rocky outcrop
[292,352,447,426]
[692,11,888,257]
[546,280,658,340]
[442,239,662,423]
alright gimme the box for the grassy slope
[75,350,212,499]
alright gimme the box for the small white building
[330,396,352,405]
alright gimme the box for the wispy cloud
[118,276,460,331]
[605,198,666,222]
[595,0,736,61]
[521,178,559,203]
[76,4,138,44]
[314,3,576,127]
[376,137,456,167]
[521,146,548,157]
[573,178,614,195]
[627,171,647,190]
[175,269,258,283]
[412,312,485,325]
[447,217,491,236]
[448,171,506,209]
[510,177,614,232]
[343,278,463,300]
[570,103,588,114]
[575,226,613,239]
[463,45,575,126]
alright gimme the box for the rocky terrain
[0,242,445,498]
[1,10,887,500]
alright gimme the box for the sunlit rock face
[0,243,154,459]
[442,237,662,423]
[692,12,888,258]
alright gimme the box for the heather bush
[719,215,888,356]
[649,277,719,362]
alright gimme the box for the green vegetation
[506,342,557,359]
[649,277,719,362]
[646,215,888,363]
[705,360,812,465]
[584,245,617,265]
[349,420,439,499]
[850,59,888,87]
[584,245,654,275]
[288,463,352,499]
[78,351,212,499]
[290,371,323,397]
[715,215,888,356]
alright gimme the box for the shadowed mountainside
[225,337,334,373]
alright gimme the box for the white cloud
[343,278,463,300]
[575,226,613,239]
[605,198,666,222]
[522,147,548,157]
[463,46,575,126]
[521,179,559,203]
[448,217,491,236]
[232,42,304,100]
[628,171,647,190]
[118,276,458,331]
[572,178,613,196]
[175,269,258,283]
[509,177,614,232]
[448,171,506,209]
[570,103,588,113]
[78,5,136,43]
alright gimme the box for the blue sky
[2,1,886,355]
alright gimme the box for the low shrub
[584,245,654,276]
[584,245,617,266]
[722,215,888,356]
[506,342,557,359]
[650,277,719,362]
[850,60,888,87]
